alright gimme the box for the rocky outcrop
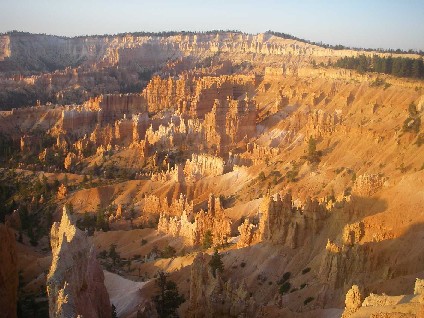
[64,152,77,171]
[56,184,68,200]
[414,278,424,295]
[184,153,226,182]
[142,74,255,116]
[204,96,257,154]
[341,285,363,318]
[151,163,185,183]
[158,194,231,246]
[0,224,18,318]
[47,206,111,318]
[245,142,280,165]
[342,221,365,246]
[236,193,328,249]
[341,280,424,317]
[84,94,147,124]
[20,134,41,152]
[257,193,327,248]
[306,109,344,138]
[237,219,257,248]
[61,107,98,134]
[187,252,257,318]
[353,173,388,196]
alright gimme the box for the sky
[0,0,423,50]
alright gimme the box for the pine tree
[153,271,185,318]
[209,249,224,278]
[202,230,213,249]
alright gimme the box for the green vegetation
[209,249,224,278]
[161,245,177,259]
[152,271,185,318]
[279,282,291,295]
[202,230,213,249]
[304,297,315,305]
[266,31,423,55]
[403,103,421,133]
[0,170,57,245]
[111,304,118,318]
[335,54,424,79]
[76,205,110,234]
[306,136,322,164]
[277,272,291,285]
[108,244,121,266]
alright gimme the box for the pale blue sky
[0,0,423,50]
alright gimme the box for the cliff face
[237,193,328,249]
[142,74,255,116]
[0,224,18,318]
[0,32,360,73]
[47,206,111,318]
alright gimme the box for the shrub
[141,239,148,245]
[304,297,314,305]
[279,282,291,295]
[240,262,246,268]
[98,250,108,259]
[161,245,176,258]
[277,272,292,284]
[302,267,311,275]
[286,169,298,183]
[300,283,307,289]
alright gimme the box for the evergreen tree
[209,249,224,278]
[153,271,185,318]
[202,230,213,249]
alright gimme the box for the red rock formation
[184,153,226,182]
[0,224,18,318]
[257,193,327,248]
[341,285,363,318]
[47,206,111,318]
[158,194,231,246]
[84,94,147,124]
[142,74,255,117]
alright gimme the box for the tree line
[334,54,424,79]
[266,31,424,55]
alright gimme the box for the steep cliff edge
[47,206,111,318]
[0,223,18,318]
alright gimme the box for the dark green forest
[334,54,424,79]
